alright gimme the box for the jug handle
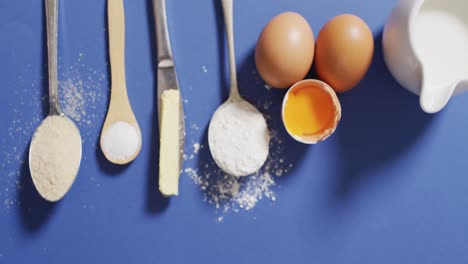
[420,79,458,113]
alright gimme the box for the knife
[154,0,185,196]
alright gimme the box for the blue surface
[2,0,468,263]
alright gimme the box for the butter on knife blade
[159,89,181,197]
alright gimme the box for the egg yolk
[284,86,335,136]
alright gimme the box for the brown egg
[315,14,374,93]
[255,12,315,89]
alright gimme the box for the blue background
[2,0,468,263]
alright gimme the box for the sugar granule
[193,143,200,154]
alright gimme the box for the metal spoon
[29,0,82,202]
[208,0,270,177]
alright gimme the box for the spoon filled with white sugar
[208,0,270,177]
[29,0,82,202]
[100,0,142,164]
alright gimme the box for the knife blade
[154,0,185,196]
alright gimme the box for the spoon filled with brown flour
[29,0,82,202]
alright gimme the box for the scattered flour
[60,55,106,130]
[0,54,106,210]
[193,143,200,154]
[183,90,292,221]
[181,67,292,219]
[61,77,105,127]
[185,128,290,214]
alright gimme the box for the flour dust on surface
[1,53,295,218]
[0,54,107,210]
[183,91,294,220]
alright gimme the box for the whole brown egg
[255,12,315,89]
[315,14,374,93]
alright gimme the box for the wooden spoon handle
[108,0,127,102]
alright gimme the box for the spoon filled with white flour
[29,0,82,202]
[208,0,270,177]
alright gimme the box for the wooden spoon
[100,0,141,165]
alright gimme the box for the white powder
[29,115,82,202]
[101,121,141,162]
[185,123,290,215]
[208,100,270,177]
[193,143,200,154]
[62,79,86,123]
[59,53,106,151]
[181,89,293,218]
[61,75,105,127]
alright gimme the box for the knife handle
[154,0,173,61]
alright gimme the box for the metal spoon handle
[46,0,60,115]
[221,0,240,99]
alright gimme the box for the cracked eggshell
[281,79,341,144]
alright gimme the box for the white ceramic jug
[383,0,468,113]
